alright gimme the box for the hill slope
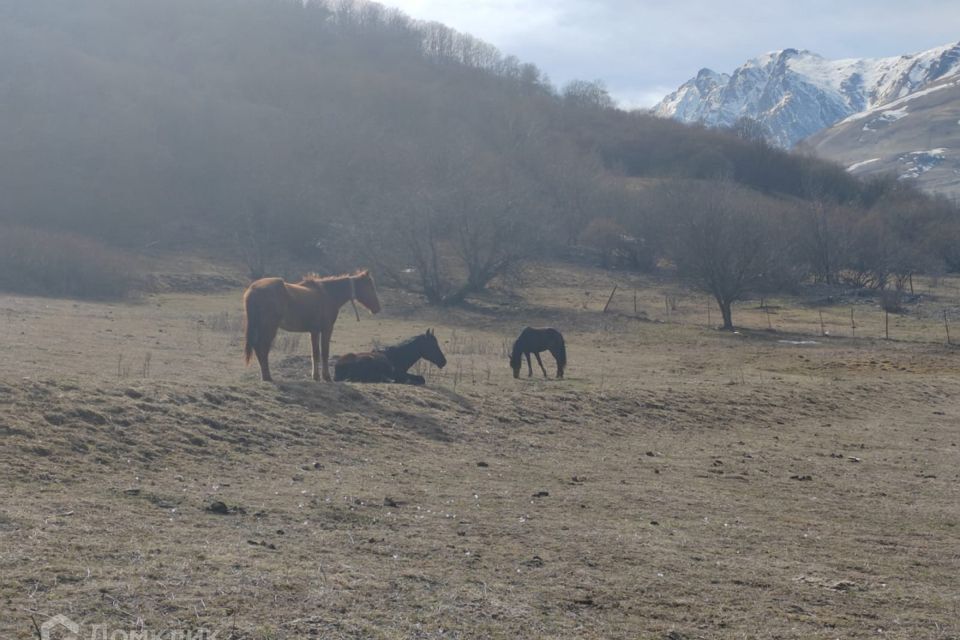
[804,75,960,200]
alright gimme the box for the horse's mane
[382,332,428,352]
[299,270,369,289]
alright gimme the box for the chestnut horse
[243,270,381,382]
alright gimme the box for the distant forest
[1,0,958,316]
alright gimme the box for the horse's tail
[554,331,567,377]
[243,288,258,365]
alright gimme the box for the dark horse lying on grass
[334,329,447,384]
[510,327,566,379]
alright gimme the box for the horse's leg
[310,331,321,381]
[254,321,279,382]
[526,353,533,377]
[254,332,276,382]
[550,347,564,378]
[320,328,332,382]
[534,352,549,378]
[254,346,272,382]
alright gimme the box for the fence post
[850,308,856,338]
[944,310,951,345]
[603,285,618,313]
[885,310,889,340]
[819,310,825,336]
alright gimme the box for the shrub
[0,226,141,299]
[580,217,653,271]
[880,288,904,314]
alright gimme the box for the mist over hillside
[1,0,957,305]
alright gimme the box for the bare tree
[237,205,269,280]
[727,116,770,144]
[668,182,778,330]
[562,79,615,110]
[426,154,534,304]
[345,140,535,305]
[800,199,847,285]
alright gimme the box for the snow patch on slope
[861,107,909,132]
[847,158,880,172]
[900,149,949,179]
[842,79,959,124]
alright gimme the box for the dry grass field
[2,263,959,639]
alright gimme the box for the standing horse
[334,329,447,384]
[510,327,566,379]
[243,270,381,382]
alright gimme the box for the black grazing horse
[510,327,566,379]
[334,329,447,384]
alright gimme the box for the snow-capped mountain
[654,42,960,148]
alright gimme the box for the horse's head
[352,270,381,314]
[509,341,522,379]
[420,329,447,369]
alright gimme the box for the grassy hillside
[2,263,960,638]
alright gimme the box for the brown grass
[1,262,959,639]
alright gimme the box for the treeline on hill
[0,0,958,315]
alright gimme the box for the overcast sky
[382,1,960,109]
